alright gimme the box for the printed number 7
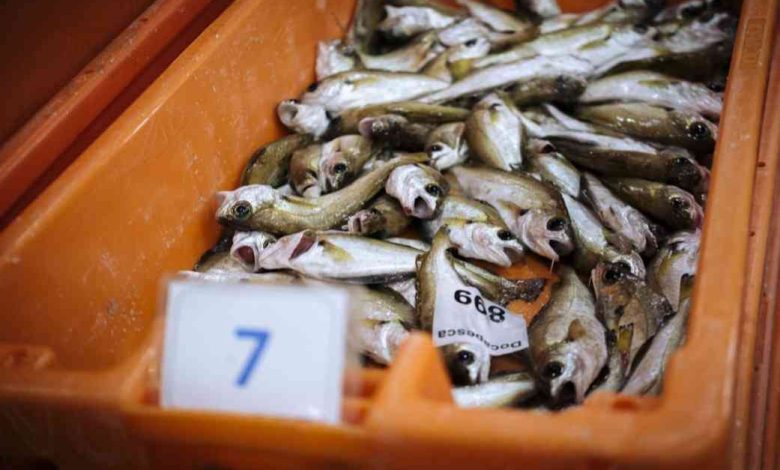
[235,328,270,387]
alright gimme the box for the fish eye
[261,239,272,249]
[542,361,563,380]
[688,121,711,140]
[633,23,649,34]
[541,143,556,153]
[602,265,626,285]
[708,81,725,92]
[497,230,514,241]
[672,157,692,168]
[546,217,566,232]
[457,350,475,365]
[425,184,442,197]
[306,82,318,92]
[489,102,503,111]
[429,143,444,152]
[670,196,687,210]
[333,162,348,174]
[465,39,478,47]
[232,201,252,220]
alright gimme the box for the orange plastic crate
[0,0,777,468]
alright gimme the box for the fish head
[358,114,408,141]
[347,208,385,235]
[527,139,558,156]
[666,187,704,228]
[447,221,524,267]
[515,208,574,261]
[320,135,370,191]
[447,37,491,63]
[441,342,491,386]
[426,122,467,170]
[277,100,331,137]
[535,324,602,406]
[386,164,447,219]
[672,112,718,144]
[651,230,700,306]
[608,251,646,279]
[591,261,637,330]
[254,230,318,270]
[216,185,278,229]
[230,231,278,272]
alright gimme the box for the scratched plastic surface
[0,0,777,468]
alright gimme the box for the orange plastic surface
[0,0,777,468]
[0,0,225,228]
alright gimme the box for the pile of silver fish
[187,0,733,409]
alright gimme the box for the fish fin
[290,231,317,259]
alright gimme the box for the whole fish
[216,153,427,234]
[579,71,723,119]
[241,134,313,187]
[377,5,460,40]
[622,277,693,395]
[658,11,736,55]
[385,163,448,219]
[446,219,525,267]
[465,92,524,172]
[591,261,674,391]
[358,114,434,151]
[256,231,421,283]
[289,144,324,197]
[572,24,660,75]
[528,107,710,193]
[575,102,718,153]
[456,0,537,43]
[473,22,618,69]
[509,74,587,107]
[612,38,733,82]
[277,100,331,137]
[529,267,607,405]
[423,38,491,83]
[358,32,444,73]
[421,194,505,240]
[418,54,593,104]
[230,231,278,272]
[562,193,646,278]
[452,372,537,407]
[648,230,700,308]
[426,122,469,170]
[319,135,378,193]
[448,166,574,261]
[345,195,411,238]
[526,139,581,198]
[581,173,659,256]
[350,286,417,365]
[301,71,449,114]
[316,40,356,81]
[602,177,704,230]
[332,101,469,136]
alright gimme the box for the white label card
[161,279,349,424]
[432,286,528,356]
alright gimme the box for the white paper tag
[160,279,349,424]
[432,286,528,356]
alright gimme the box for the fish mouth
[255,231,317,268]
[347,209,382,235]
[410,195,437,219]
[277,100,330,137]
[515,210,573,261]
[234,246,256,270]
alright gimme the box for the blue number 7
[234,328,270,387]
